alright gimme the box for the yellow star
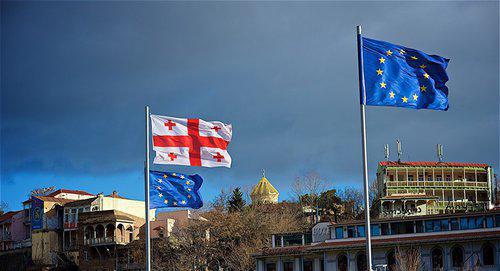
[187,194,191,198]
[420,64,427,69]
[423,73,430,79]
[399,49,405,55]
[380,82,387,88]
[180,175,185,179]
[156,186,162,190]
[172,173,177,176]
[158,179,163,183]
[413,94,419,101]
[379,57,386,64]
[420,85,427,92]
[164,199,168,204]
[187,188,192,192]
[173,202,177,206]
[163,174,167,178]
[185,181,191,185]
[389,91,395,99]
[386,50,393,56]
[181,200,186,204]
[376,69,383,75]
[159,193,163,198]
[411,56,418,60]
[402,96,408,103]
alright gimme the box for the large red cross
[153,119,229,166]
[164,120,176,130]
[212,152,224,162]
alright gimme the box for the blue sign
[31,196,43,230]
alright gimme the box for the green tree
[228,187,245,213]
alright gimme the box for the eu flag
[362,37,450,110]
[149,170,204,209]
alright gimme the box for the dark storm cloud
[1,2,498,204]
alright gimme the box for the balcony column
[313,258,321,271]
[277,257,283,271]
[294,257,301,271]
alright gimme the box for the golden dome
[250,171,279,204]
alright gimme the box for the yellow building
[250,171,279,204]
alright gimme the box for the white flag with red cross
[150,115,232,168]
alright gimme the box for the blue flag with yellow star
[362,37,450,110]
[149,170,204,209]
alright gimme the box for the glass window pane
[441,219,449,231]
[347,226,356,238]
[416,221,424,233]
[335,227,343,239]
[460,218,468,230]
[371,225,380,236]
[451,218,459,230]
[425,220,433,232]
[357,226,365,237]
[486,216,494,228]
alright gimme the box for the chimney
[112,191,118,197]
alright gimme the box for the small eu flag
[149,170,204,209]
[362,37,450,111]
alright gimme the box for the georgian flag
[150,115,232,168]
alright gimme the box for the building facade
[254,210,500,271]
[376,161,495,218]
[251,173,280,204]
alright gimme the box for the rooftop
[379,161,489,168]
[47,189,95,197]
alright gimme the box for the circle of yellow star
[402,96,408,103]
[173,202,177,206]
[376,69,383,75]
[386,50,393,56]
[380,82,387,88]
[158,179,163,183]
[423,73,430,79]
[399,49,405,55]
[389,91,395,99]
[413,94,419,101]
[420,86,427,92]
[163,174,167,178]
[164,199,168,204]
[156,186,162,190]
[420,64,427,69]
[187,194,192,198]
[411,56,418,60]
[379,57,386,64]
[185,181,191,185]
[159,193,163,198]
[180,175,185,179]
[181,200,186,204]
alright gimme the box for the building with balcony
[150,209,208,239]
[376,161,495,218]
[254,209,500,271]
[77,209,145,271]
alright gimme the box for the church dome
[250,171,279,204]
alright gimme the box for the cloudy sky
[1,1,498,210]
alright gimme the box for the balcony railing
[84,236,127,246]
[386,181,489,189]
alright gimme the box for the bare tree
[29,186,56,197]
[0,201,8,215]
[395,246,422,271]
[292,172,326,223]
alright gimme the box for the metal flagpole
[144,105,151,271]
[356,25,373,271]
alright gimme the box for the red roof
[23,196,76,205]
[47,189,94,197]
[379,161,489,168]
[0,211,21,223]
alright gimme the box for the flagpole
[356,25,373,271]
[145,105,151,271]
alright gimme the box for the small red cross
[211,126,221,133]
[164,120,176,130]
[212,152,224,162]
[168,152,177,161]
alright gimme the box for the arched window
[356,252,367,271]
[451,246,464,268]
[482,243,495,266]
[337,253,348,271]
[431,247,444,270]
[387,250,396,271]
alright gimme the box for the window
[408,175,414,182]
[431,247,443,270]
[337,254,348,271]
[265,263,276,271]
[451,246,464,267]
[371,224,380,236]
[283,234,302,246]
[335,227,343,239]
[415,221,424,233]
[284,262,293,271]
[275,235,282,247]
[347,226,356,238]
[356,253,367,271]
[427,176,432,182]
[357,226,365,237]
[418,175,423,182]
[460,218,468,230]
[303,260,313,271]
[381,223,390,235]
[450,218,459,230]
[436,175,442,181]
[482,244,495,266]
[486,216,494,228]
[445,175,451,182]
